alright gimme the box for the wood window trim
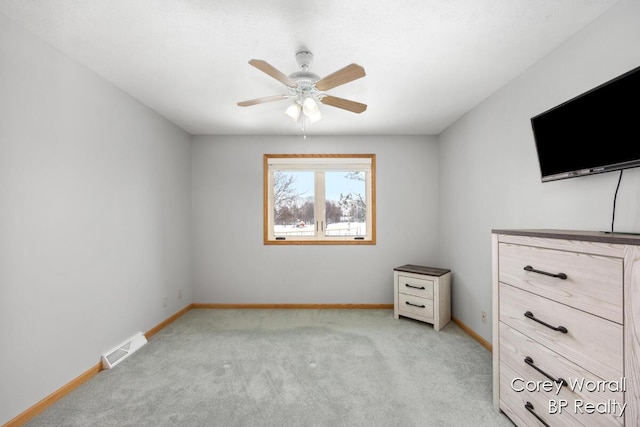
[263,153,376,245]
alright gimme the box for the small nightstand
[393,264,451,331]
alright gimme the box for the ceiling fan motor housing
[290,50,320,84]
[289,72,320,83]
[295,50,313,70]
[289,51,321,102]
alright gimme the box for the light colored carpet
[26,309,514,426]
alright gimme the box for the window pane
[273,171,315,237]
[324,171,366,237]
[264,154,375,245]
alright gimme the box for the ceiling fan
[237,50,367,125]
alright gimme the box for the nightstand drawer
[398,293,433,319]
[498,242,622,323]
[397,274,434,299]
[394,265,450,331]
[499,283,623,381]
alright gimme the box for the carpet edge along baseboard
[4,304,193,427]
[191,303,394,309]
[5,304,492,427]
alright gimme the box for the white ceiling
[0,0,619,136]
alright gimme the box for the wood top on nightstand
[393,264,450,277]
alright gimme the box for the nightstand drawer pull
[524,402,549,427]
[524,356,567,386]
[524,311,568,333]
[405,301,426,308]
[523,265,567,280]
[404,284,426,290]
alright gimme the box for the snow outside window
[264,154,376,245]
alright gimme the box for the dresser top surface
[492,228,640,245]
[394,264,451,276]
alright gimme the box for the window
[264,154,376,245]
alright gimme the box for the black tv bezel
[530,65,640,183]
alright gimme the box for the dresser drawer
[499,283,623,382]
[397,274,434,300]
[500,360,582,427]
[398,293,433,319]
[498,242,623,324]
[500,323,624,427]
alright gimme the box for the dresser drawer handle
[524,311,568,333]
[525,402,550,427]
[405,301,426,308]
[524,356,567,386]
[405,284,426,290]
[524,265,567,280]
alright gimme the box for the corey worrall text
[511,377,626,396]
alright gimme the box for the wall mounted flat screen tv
[531,65,640,182]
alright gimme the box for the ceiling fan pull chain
[301,114,306,139]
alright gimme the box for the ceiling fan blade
[248,59,298,88]
[315,64,366,91]
[237,95,288,107]
[320,95,367,113]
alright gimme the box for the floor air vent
[101,332,147,369]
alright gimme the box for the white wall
[0,13,192,425]
[437,0,640,343]
[191,135,439,304]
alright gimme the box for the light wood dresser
[393,264,451,331]
[492,229,640,426]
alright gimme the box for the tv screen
[531,65,640,182]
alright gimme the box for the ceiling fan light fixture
[285,102,301,121]
[306,108,322,123]
[302,97,321,123]
[302,96,318,113]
